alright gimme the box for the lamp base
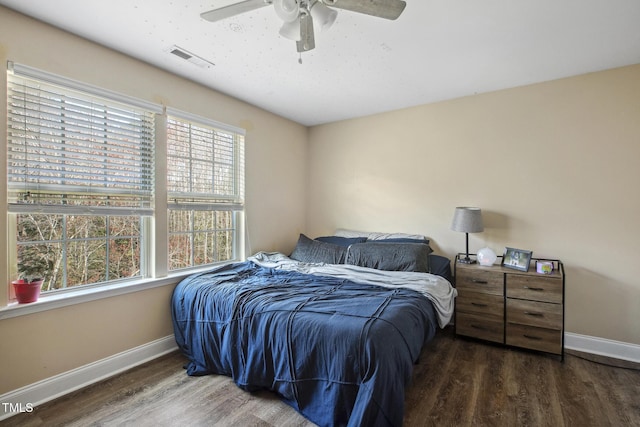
[458,256,476,264]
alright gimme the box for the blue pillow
[290,234,346,264]
[428,254,452,281]
[315,236,368,247]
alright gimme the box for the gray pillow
[290,234,346,264]
[346,242,432,272]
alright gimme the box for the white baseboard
[0,335,177,421]
[565,332,640,363]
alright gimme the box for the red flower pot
[12,279,43,304]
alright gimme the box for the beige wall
[0,8,307,394]
[307,64,640,346]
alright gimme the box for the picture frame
[502,247,533,272]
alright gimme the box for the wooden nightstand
[454,254,565,359]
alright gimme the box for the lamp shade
[451,207,484,233]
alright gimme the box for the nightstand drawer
[456,269,503,296]
[457,292,504,318]
[506,274,562,303]
[506,323,562,354]
[507,298,562,330]
[456,312,504,343]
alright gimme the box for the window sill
[0,270,205,321]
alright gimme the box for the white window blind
[6,63,157,216]
[166,108,245,211]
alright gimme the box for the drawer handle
[471,324,487,331]
[523,334,542,341]
[471,302,488,307]
[472,279,489,284]
[524,311,543,317]
[524,286,544,291]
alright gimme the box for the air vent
[166,45,214,68]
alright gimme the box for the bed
[172,231,457,426]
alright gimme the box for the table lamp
[451,207,484,264]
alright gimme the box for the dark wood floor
[5,327,640,426]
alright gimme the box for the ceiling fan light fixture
[309,0,337,31]
[274,0,299,22]
[279,18,302,41]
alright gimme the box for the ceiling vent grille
[167,45,214,68]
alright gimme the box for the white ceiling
[1,0,639,126]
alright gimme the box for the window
[6,63,157,293]
[6,63,245,299]
[166,110,245,271]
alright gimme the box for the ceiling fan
[201,0,407,54]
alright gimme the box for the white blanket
[248,251,457,328]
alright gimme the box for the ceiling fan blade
[324,0,406,20]
[201,0,272,22]
[296,12,316,52]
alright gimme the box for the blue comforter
[172,260,440,427]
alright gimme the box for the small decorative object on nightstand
[502,247,533,272]
[451,207,484,264]
[454,254,565,360]
[536,260,554,274]
[477,247,497,266]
